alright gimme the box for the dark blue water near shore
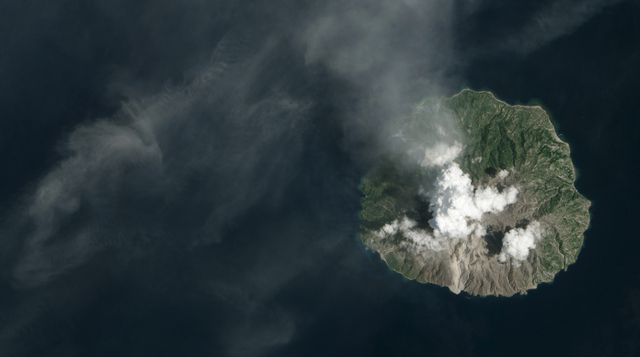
[1,1,639,356]
[461,4,640,355]
[285,3,640,356]
[401,3,640,355]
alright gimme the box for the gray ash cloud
[0,0,623,355]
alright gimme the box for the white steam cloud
[420,142,463,168]
[498,222,544,264]
[429,163,518,239]
[376,159,544,265]
[377,150,522,255]
[376,216,447,251]
[376,161,545,263]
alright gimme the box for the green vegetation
[358,89,591,295]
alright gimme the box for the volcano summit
[358,89,591,296]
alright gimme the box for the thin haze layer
[0,0,619,355]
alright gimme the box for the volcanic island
[358,89,591,296]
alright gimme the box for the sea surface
[0,1,639,356]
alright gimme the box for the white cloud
[428,163,518,239]
[378,216,415,236]
[377,162,521,252]
[473,185,518,214]
[376,216,446,251]
[498,222,544,264]
[420,142,463,168]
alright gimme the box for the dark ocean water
[0,1,639,356]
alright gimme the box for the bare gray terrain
[359,90,591,296]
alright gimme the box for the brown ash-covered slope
[358,89,591,296]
